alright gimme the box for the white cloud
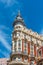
[0,49,10,58]
[0,34,11,51]
[0,25,11,58]
[0,25,12,32]
[0,25,11,51]
[0,0,19,7]
[2,52,10,58]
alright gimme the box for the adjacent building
[0,58,8,65]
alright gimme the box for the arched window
[38,50,42,56]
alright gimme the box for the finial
[18,10,21,16]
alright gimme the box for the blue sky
[0,0,43,58]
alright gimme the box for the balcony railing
[29,53,35,58]
[11,51,28,56]
[9,60,28,65]
[11,51,23,55]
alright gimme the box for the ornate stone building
[8,11,43,65]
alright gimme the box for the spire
[16,10,22,20]
[18,10,21,16]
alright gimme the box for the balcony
[8,60,28,65]
[11,51,23,56]
[29,54,35,61]
[37,56,43,60]
[11,51,28,57]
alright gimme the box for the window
[14,41,17,52]
[28,35,31,41]
[30,44,34,56]
[38,50,41,56]
[24,40,27,54]
[14,48,16,52]
[36,40,40,47]
[24,49,27,54]
[24,34,26,38]
[24,43,27,48]
[18,48,21,52]
[42,42,43,46]
[18,57,21,61]
[18,40,21,46]
[14,32,17,36]
[30,61,34,65]
[24,57,28,62]
[17,32,20,36]
[18,40,21,52]
[31,51,33,56]
[13,57,16,60]
[31,45,33,49]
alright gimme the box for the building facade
[0,58,8,65]
[7,11,43,65]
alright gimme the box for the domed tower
[13,10,25,27]
[8,11,29,65]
